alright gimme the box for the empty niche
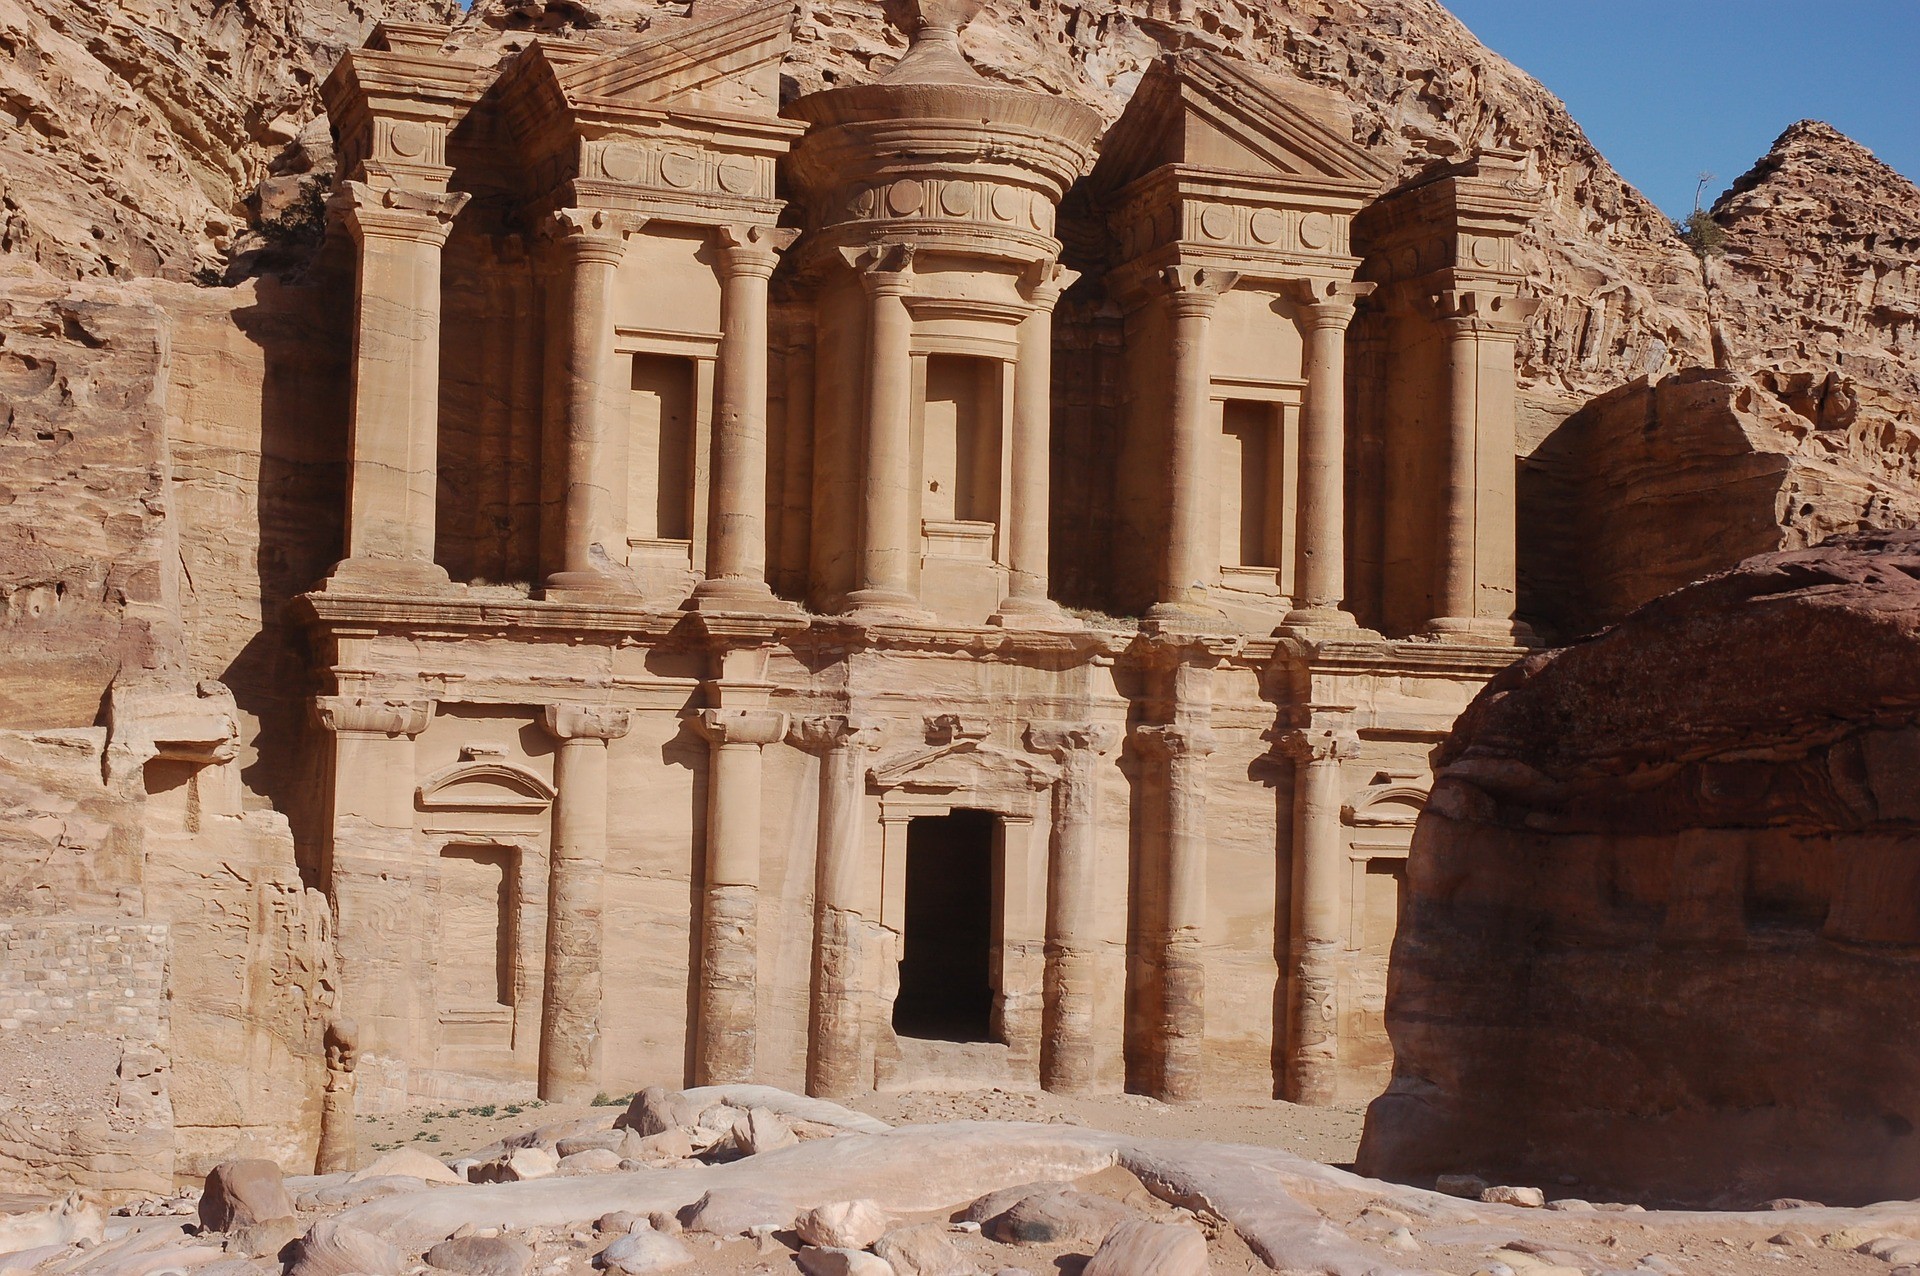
[1220,399,1281,569]
[923,354,1002,527]
[436,844,517,1037]
[630,353,696,543]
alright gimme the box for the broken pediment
[1343,772,1430,827]
[553,6,792,116]
[1091,50,1395,197]
[872,736,1059,797]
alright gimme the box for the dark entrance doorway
[893,809,996,1042]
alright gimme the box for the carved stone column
[845,245,925,618]
[1029,721,1119,1094]
[1429,288,1540,642]
[1135,721,1217,1102]
[994,260,1079,626]
[545,209,640,596]
[693,225,798,611]
[690,707,788,1084]
[1149,266,1239,625]
[1282,724,1362,1106]
[327,182,469,592]
[791,714,888,1097]
[314,696,432,1076]
[538,703,631,1102]
[1284,279,1375,632]
[314,1016,358,1174]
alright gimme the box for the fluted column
[1282,725,1362,1106]
[690,707,788,1084]
[545,209,640,596]
[326,182,468,592]
[791,714,888,1097]
[538,703,631,1102]
[993,260,1079,626]
[1148,266,1239,625]
[843,245,924,618]
[692,225,798,611]
[1428,288,1540,642]
[1135,722,1217,1102]
[1283,279,1375,632]
[1029,721,1119,1094]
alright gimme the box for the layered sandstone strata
[1523,368,1920,635]
[1359,530,1920,1207]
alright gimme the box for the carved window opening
[1220,398,1284,570]
[437,844,517,1027]
[922,354,1003,528]
[893,808,998,1044]
[630,353,696,543]
[1359,859,1407,957]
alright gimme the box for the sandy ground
[353,1086,1369,1171]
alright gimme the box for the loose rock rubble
[8,1083,1920,1275]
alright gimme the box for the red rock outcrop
[1522,368,1920,636]
[1359,530,1920,1207]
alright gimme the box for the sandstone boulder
[985,1187,1132,1246]
[471,1147,560,1183]
[596,1227,694,1274]
[352,1147,463,1185]
[681,1188,795,1238]
[1082,1220,1210,1276]
[798,1199,892,1249]
[873,1222,969,1276]
[798,1249,896,1276]
[288,1218,404,1276]
[1360,531,1920,1206]
[199,1160,295,1232]
[425,1234,535,1276]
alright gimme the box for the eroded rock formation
[1359,530,1920,1207]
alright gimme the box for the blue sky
[1446,0,1920,217]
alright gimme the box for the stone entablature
[302,0,1546,1118]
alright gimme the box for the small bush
[1678,208,1727,259]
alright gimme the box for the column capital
[694,708,789,748]
[541,704,632,743]
[1278,726,1363,765]
[1157,264,1240,318]
[840,242,916,296]
[788,713,890,755]
[332,181,469,247]
[1019,258,1081,312]
[1430,287,1540,336]
[1287,278,1377,330]
[545,207,644,266]
[1132,722,1218,761]
[716,224,800,280]
[1027,721,1121,760]
[313,696,433,738]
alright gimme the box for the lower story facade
[300,591,1513,1111]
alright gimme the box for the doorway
[893,809,997,1042]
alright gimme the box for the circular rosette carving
[660,151,701,189]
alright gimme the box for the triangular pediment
[1093,51,1394,194]
[557,6,791,115]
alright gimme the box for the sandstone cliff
[0,0,458,281]
[1360,530,1920,1207]
[1713,121,1920,450]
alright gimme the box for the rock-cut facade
[305,0,1543,1117]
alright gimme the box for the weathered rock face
[1712,122,1920,454]
[1522,368,1920,636]
[0,0,460,281]
[1359,530,1920,1207]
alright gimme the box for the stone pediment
[872,737,1059,795]
[554,6,792,115]
[1343,771,1430,827]
[1092,50,1394,196]
[417,757,556,811]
